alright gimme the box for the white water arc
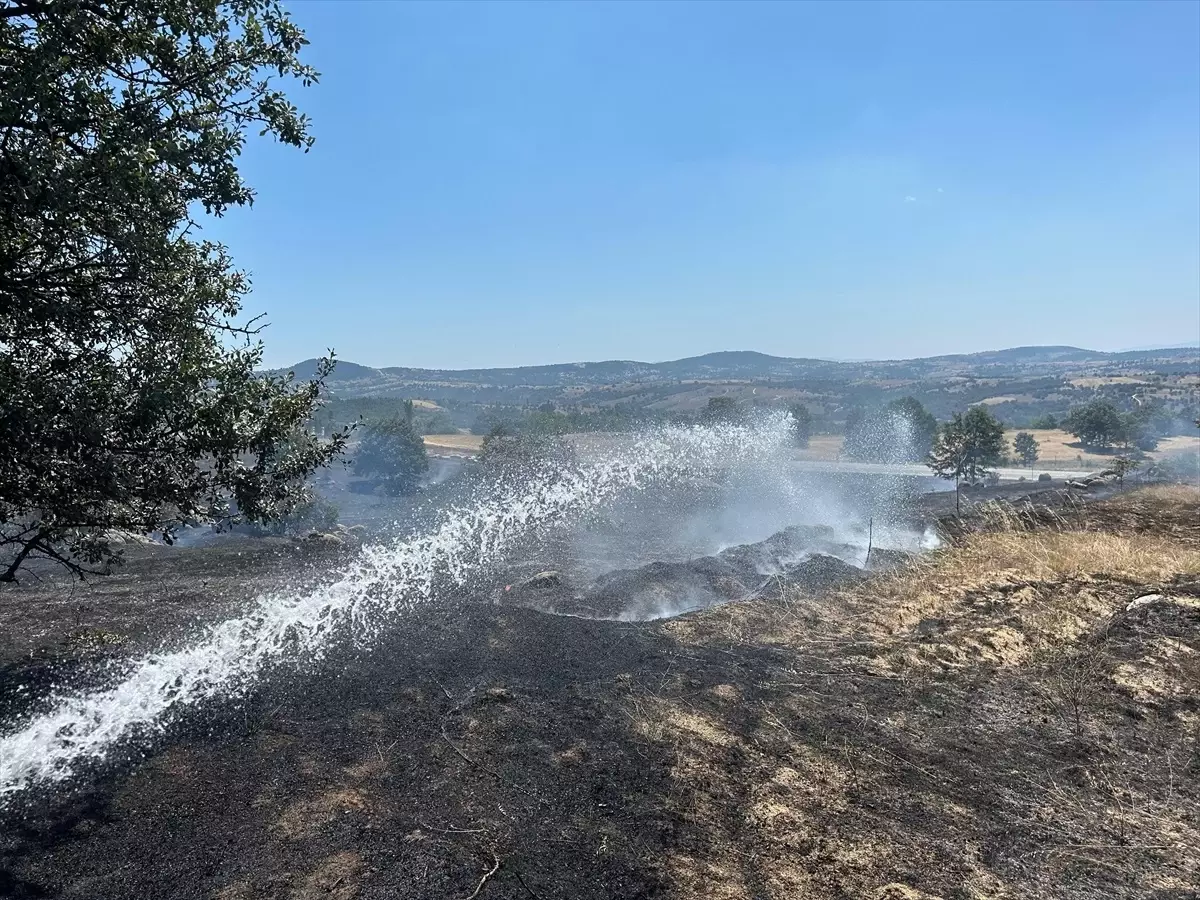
[0,419,790,800]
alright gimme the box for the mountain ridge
[279,344,1198,386]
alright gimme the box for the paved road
[789,458,1094,482]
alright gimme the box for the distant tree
[1063,400,1125,450]
[886,397,939,461]
[1029,414,1059,430]
[703,396,739,423]
[1121,410,1159,452]
[1111,455,1140,484]
[355,417,429,496]
[478,424,575,480]
[844,397,937,463]
[928,406,1006,491]
[788,404,813,448]
[243,490,339,537]
[471,410,513,436]
[927,423,969,513]
[0,0,348,582]
[1013,431,1040,468]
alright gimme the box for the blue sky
[211,1,1200,369]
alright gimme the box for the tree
[1013,431,1040,468]
[885,396,939,461]
[1111,455,1140,484]
[242,490,339,537]
[1029,414,1059,430]
[927,423,969,513]
[1120,410,1159,453]
[788,403,813,448]
[844,397,938,463]
[478,423,575,480]
[1063,400,1125,450]
[927,406,1006,495]
[355,417,429,496]
[703,396,739,423]
[1,0,347,582]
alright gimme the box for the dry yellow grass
[929,531,1200,583]
[1018,429,1200,469]
[793,429,1199,469]
[1068,376,1154,387]
[640,485,1200,898]
[422,433,483,454]
[797,434,844,460]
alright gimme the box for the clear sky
[210,0,1200,369]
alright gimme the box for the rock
[305,532,345,547]
[1066,480,1090,490]
[1127,593,1164,611]
[522,571,563,589]
[865,548,913,572]
[332,524,366,541]
[1037,472,1053,482]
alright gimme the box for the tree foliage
[1063,400,1125,450]
[927,406,1006,484]
[702,396,739,424]
[0,0,346,580]
[1111,455,1140,484]
[477,423,576,481]
[788,403,813,448]
[844,397,938,463]
[355,416,428,496]
[1013,431,1040,467]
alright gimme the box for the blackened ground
[1,482,1195,900]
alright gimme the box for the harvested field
[1,485,1198,899]
[422,433,485,456]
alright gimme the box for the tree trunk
[1,535,42,583]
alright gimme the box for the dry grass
[639,485,1200,898]
[1018,429,1200,470]
[422,433,484,455]
[797,434,845,460]
[926,531,1200,584]
[794,429,1200,469]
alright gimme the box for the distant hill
[275,345,1198,395]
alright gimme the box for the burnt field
[1,482,1198,899]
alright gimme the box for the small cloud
[936,187,944,193]
[904,195,917,203]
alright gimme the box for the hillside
[282,345,1199,393]
[284,345,1200,434]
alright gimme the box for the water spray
[0,417,791,802]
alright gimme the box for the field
[422,433,484,455]
[799,429,1200,471]
[2,483,1199,898]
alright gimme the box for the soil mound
[501,524,874,620]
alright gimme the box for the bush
[242,492,339,537]
[355,416,429,496]
[1038,472,1053,482]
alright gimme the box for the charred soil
[1,485,1198,899]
